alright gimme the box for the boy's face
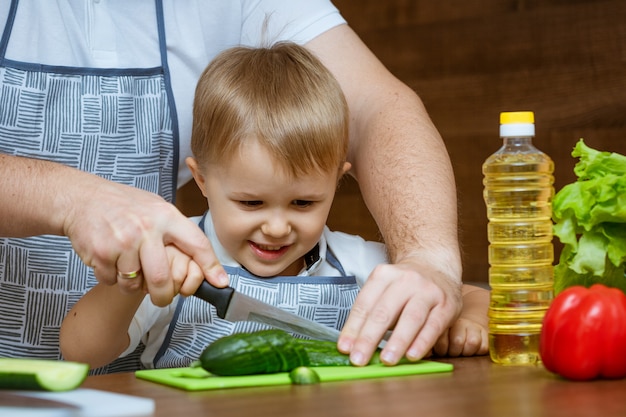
[188,138,349,277]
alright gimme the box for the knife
[0,391,80,410]
[194,281,344,343]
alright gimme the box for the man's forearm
[350,84,462,280]
[0,153,78,237]
[306,24,462,281]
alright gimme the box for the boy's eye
[239,200,262,207]
[292,200,313,208]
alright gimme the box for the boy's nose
[261,216,292,237]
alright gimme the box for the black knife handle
[194,281,235,319]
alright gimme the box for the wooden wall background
[177,0,626,284]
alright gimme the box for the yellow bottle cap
[499,111,535,137]
[500,111,534,125]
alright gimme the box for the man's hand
[63,177,227,306]
[338,259,462,366]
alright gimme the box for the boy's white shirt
[123,212,388,367]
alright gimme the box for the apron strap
[0,0,19,63]
[324,247,347,277]
[152,294,185,367]
[154,0,180,198]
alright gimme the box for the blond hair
[191,42,349,177]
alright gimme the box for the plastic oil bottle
[482,111,555,365]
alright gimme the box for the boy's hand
[431,317,489,357]
[165,245,206,296]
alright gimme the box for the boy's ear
[185,157,208,198]
[335,161,352,189]
[340,161,352,177]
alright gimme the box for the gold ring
[117,270,141,280]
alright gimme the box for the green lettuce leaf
[553,139,626,293]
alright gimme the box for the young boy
[60,42,488,370]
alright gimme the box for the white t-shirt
[0,0,346,186]
[124,212,388,368]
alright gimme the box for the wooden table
[82,356,626,417]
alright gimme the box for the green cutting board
[135,360,453,391]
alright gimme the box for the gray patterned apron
[153,213,359,368]
[0,0,178,373]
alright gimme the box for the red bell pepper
[540,283,626,381]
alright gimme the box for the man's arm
[306,24,463,365]
[0,154,227,305]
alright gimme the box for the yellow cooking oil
[482,111,555,365]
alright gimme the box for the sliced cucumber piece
[289,366,321,385]
[0,358,89,391]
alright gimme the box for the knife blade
[194,281,343,342]
[0,391,80,410]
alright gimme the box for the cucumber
[295,339,383,366]
[289,366,320,385]
[199,330,309,376]
[198,329,378,376]
[0,358,89,391]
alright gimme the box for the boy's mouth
[249,241,291,259]
[256,243,284,251]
